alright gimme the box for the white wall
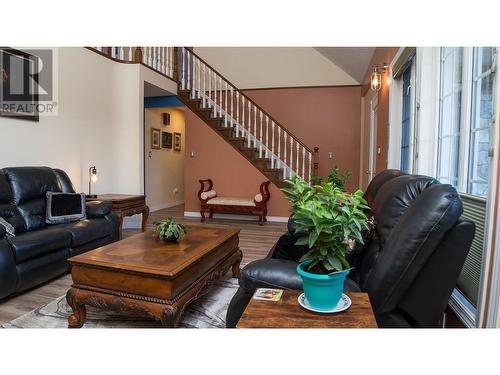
[194,47,358,89]
[0,47,178,227]
[145,107,185,211]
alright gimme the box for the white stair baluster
[259,111,263,158]
[296,142,300,178]
[308,153,312,183]
[265,116,269,158]
[236,92,239,137]
[302,146,306,179]
[277,126,281,170]
[241,96,245,138]
[224,82,228,127]
[290,137,293,178]
[219,77,223,118]
[230,86,233,128]
[186,51,191,92]
[283,132,287,179]
[191,54,195,99]
[181,48,186,90]
[208,69,211,110]
[253,106,257,148]
[247,102,252,147]
[202,65,206,108]
[271,121,275,168]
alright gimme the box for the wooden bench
[198,179,271,225]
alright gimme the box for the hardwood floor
[0,204,286,325]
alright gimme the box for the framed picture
[151,128,161,149]
[0,47,39,122]
[161,131,172,149]
[174,132,182,151]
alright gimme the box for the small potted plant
[153,216,188,242]
[281,176,369,311]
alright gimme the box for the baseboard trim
[184,211,289,223]
[149,200,185,213]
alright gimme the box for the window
[437,47,463,187]
[467,48,495,196]
[434,47,497,313]
[400,64,412,172]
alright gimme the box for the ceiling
[314,47,376,83]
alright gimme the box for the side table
[237,290,378,328]
[86,194,149,239]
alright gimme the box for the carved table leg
[66,288,87,328]
[160,306,179,328]
[232,249,243,278]
[142,205,150,232]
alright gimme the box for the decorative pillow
[0,216,15,237]
[254,193,263,203]
[200,190,217,200]
[46,192,86,224]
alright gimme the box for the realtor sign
[0,47,58,120]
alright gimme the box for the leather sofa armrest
[0,225,6,239]
[86,201,112,218]
[239,258,303,292]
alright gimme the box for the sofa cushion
[3,167,63,232]
[7,226,72,264]
[60,218,113,247]
[207,197,256,207]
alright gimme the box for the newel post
[313,147,320,177]
[133,47,143,63]
[173,47,179,83]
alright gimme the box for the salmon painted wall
[362,47,400,173]
[243,86,362,189]
[184,86,362,217]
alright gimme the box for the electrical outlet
[173,188,178,194]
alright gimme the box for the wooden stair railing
[174,47,318,186]
[89,47,320,186]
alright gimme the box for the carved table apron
[66,227,242,328]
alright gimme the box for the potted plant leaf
[281,176,370,311]
[153,216,188,242]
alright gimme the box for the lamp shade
[371,70,382,91]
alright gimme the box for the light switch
[190,151,196,158]
[377,147,381,155]
[328,152,333,159]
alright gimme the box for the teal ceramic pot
[297,261,350,311]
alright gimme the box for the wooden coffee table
[237,290,378,328]
[66,225,242,328]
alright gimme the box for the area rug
[1,272,239,328]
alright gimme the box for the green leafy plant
[281,176,369,274]
[327,166,352,190]
[153,216,188,242]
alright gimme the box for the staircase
[90,46,319,187]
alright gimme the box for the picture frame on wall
[174,132,182,151]
[151,128,161,149]
[161,131,172,149]
[0,47,39,122]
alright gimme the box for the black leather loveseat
[0,167,120,300]
[226,170,475,328]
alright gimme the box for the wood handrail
[182,47,314,155]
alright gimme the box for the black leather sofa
[226,170,475,328]
[0,167,120,300]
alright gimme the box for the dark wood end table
[86,194,149,239]
[237,290,378,328]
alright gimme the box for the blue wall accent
[144,96,184,108]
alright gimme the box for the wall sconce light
[88,166,98,198]
[370,63,388,91]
